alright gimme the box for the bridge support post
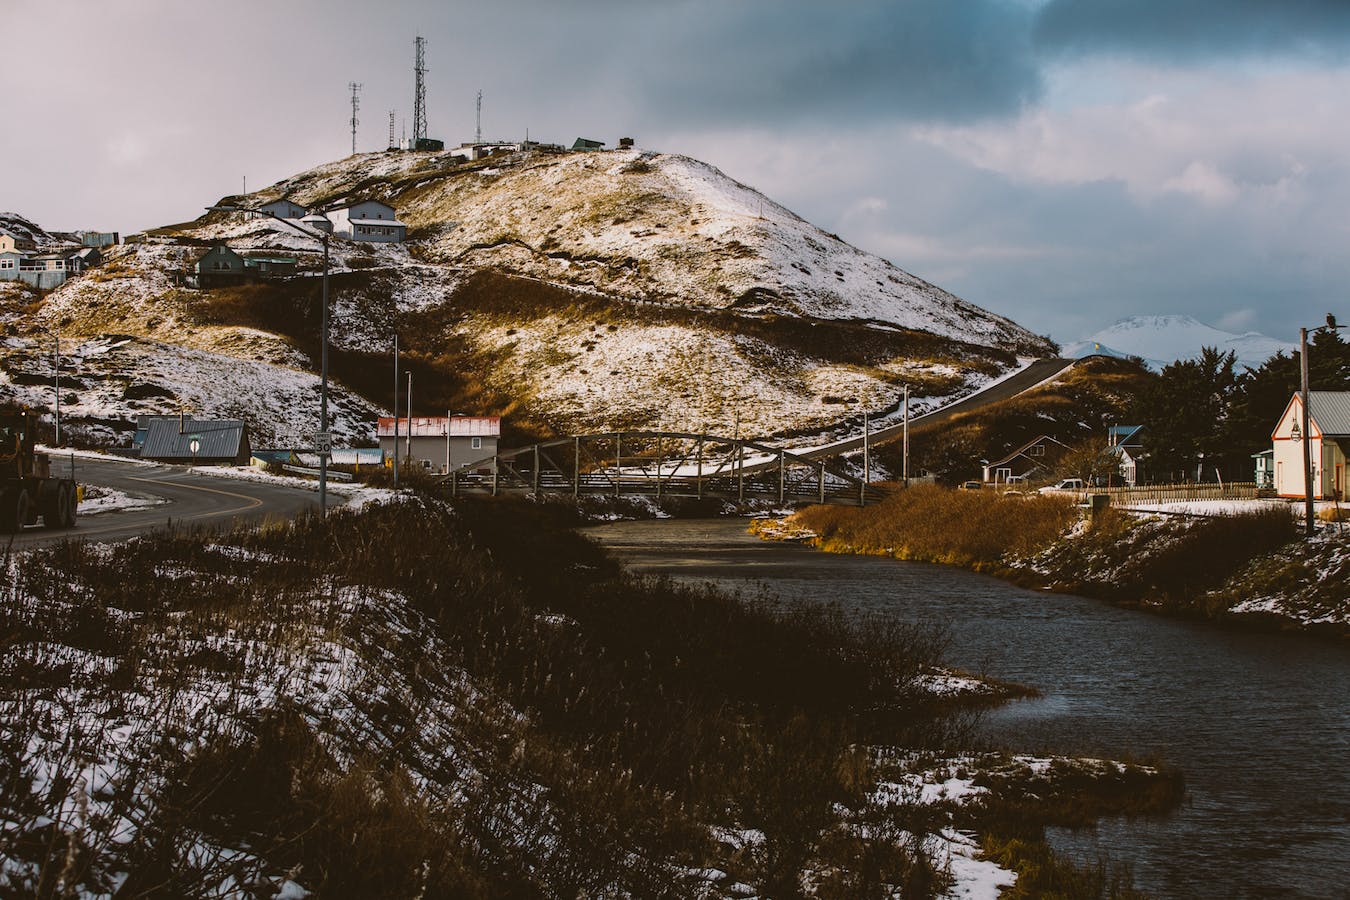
[615,432,622,498]
[656,434,663,501]
[532,445,540,496]
[778,451,785,504]
[737,441,744,501]
[697,437,704,499]
[573,436,580,497]
[819,463,826,504]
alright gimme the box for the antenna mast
[388,110,396,149]
[412,36,428,145]
[348,82,362,155]
[475,89,482,144]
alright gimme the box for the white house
[377,415,500,473]
[325,200,407,243]
[1272,391,1350,500]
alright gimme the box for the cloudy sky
[8,0,1350,344]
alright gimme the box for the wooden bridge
[438,431,886,506]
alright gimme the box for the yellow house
[1272,391,1350,500]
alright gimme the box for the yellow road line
[127,474,265,520]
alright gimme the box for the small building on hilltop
[571,137,605,152]
[1272,391,1350,500]
[982,435,1070,485]
[139,416,251,466]
[0,229,37,254]
[257,198,309,220]
[377,415,500,473]
[325,200,407,243]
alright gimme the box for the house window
[471,437,482,450]
[1028,444,1045,457]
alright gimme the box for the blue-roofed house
[1107,424,1145,486]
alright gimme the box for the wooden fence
[1065,482,1262,504]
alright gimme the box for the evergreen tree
[1138,347,1240,481]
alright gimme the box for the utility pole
[349,82,362,155]
[392,333,400,487]
[903,384,910,487]
[406,371,413,463]
[1299,313,1343,537]
[862,410,870,484]
[50,329,60,446]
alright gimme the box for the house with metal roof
[324,200,407,243]
[1272,391,1350,499]
[982,435,1070,485]
[377,416,500,473]
[139,416,251,466]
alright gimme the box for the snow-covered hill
[1065,315,1293,372]
[5,147,1055,444]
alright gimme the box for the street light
[208,203,332,517]
[1299,313,1342,537]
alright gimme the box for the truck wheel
[6,490,31,533]
[61,483,77,528]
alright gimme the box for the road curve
[795,356,1078,459]
[5,456,320,551]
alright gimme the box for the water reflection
[591,518,1350,900]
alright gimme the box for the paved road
[5,456,319,551]
[795,356,1078,459]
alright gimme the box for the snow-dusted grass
[77,484,166,515]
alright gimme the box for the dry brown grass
[791,483,1077,570]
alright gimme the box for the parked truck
[1,410,78,532]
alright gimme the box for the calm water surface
[590,518,1350,900]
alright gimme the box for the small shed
[140,417,251,466]
[571,137,605,151]
[1252,449,1274,489]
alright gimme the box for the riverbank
[753,484,1349,638]
[1,495,1186,898]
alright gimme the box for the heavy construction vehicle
[1,409,78,532]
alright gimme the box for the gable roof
[1108,424,1144,446]
[986,434,1069,469]
[1308,391,1350,435]
[141,417,247,459]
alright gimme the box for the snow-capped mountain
[1064,315,1294,372]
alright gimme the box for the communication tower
[388,110,396,150]
[412,36,428,144]
[475,89,483,144]
[348,82,362,155]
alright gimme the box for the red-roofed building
[377,416,501,473]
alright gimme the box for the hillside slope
[7,148,1053,446]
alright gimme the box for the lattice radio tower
[412,36,428,144]
[348,82,362,155]
[388,110,396,149]
[475,89,483,144]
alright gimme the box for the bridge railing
[436,431,885,506]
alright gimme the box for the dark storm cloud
[623,0,1044,125]
[1034,0,1350,60]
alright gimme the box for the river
[589,518,1350,900]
